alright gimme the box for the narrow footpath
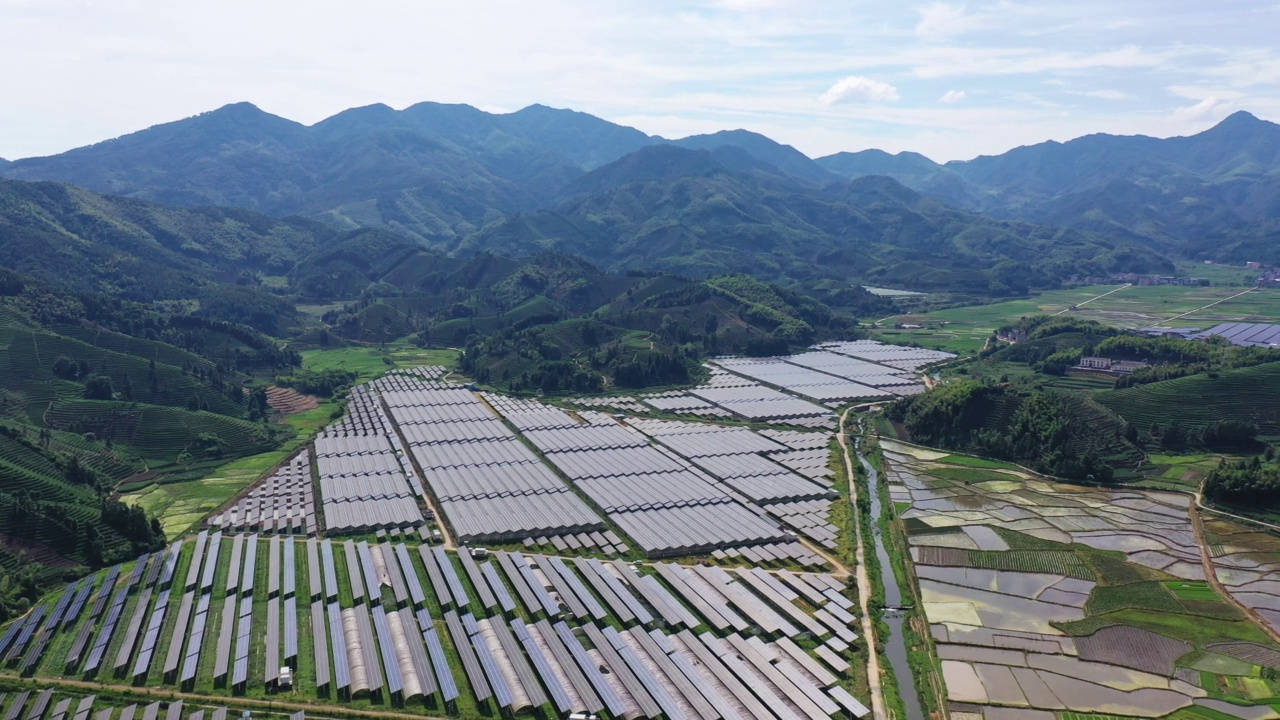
[837,407,887,719]
[1189,500,1280,645]
[13,674,447,720]
[1051,283,1132,316]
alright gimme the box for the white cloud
[0,1,1278,163]
[938,89,966,104]
[1174,96,1229,121]
[711,0,791,11]
[1077,89,1127,100]
[910,44,1170,79]
[916,3,973,41]
[821,76,900,105]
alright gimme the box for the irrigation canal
[855,432,927,720]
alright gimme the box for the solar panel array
[25,531,874,719]
[316,387,424,534]
[179,533,214,686]
[625,341,949,427]
[566,395,650,414]
[710,540,829,569]
[640,392,731,416]
[82,552,148,675]
[129,588,170,680]
[615,416,842,564]
[377,377,604,543]
[820,339,956,373]
[626,417,836,505]
[323,383,394,438]
[714,355,896,403]
[691,384,834,422]
[482,395,580,431]
[1193,321,1280,347]
[610,503,791,557]
[207,451,316,535]
[769,500,840,551]
[499,410,800,557]
[0,697,237,720]
[65,566,119,670]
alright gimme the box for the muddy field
[882,439,1280,719]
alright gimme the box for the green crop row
[1096,362,1280,435]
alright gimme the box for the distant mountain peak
[213,100,264,113]
[672,129,840,185]
[816,148,943,180]
[185,101,303,134]
[1202,109,1275,139]
[514,103,575,115]
[313,103,404,133]
[1219,109,1260,125]
[403,100,484,115]
[197,101,287,125]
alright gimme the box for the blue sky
[2,0,1278,162]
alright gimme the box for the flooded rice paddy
[882,439,1280,719]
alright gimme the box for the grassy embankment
[858,425,947,719]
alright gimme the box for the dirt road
[837,407,887,719]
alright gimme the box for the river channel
[855,434,926,720]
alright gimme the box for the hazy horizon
[1,98,1271,167]
[3,1,1278,162]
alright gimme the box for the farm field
[878,285,1280,355]
[121,401,340,539]
[1139,454,1239,493]
[299,345,459,379]
[1174,261,1268,287]
[119,344,452,542]
[882,438,1280,718]
[1202,515,1280,640]
[123,457,279,538]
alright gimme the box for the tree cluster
[1204,454,1280,506]
[890,381,1131,481]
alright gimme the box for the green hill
[309,249,869,391]
[1095,362,1280,437]
[819,111,1280,265]
[890,380,1145,481]
[0,272,301,611]
[0,178,331,326]
[0,420,165,623]
[461,148,1172,294]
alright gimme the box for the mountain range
[0,100,1277,605]
[3,102,1278,291]
[816,110,1280,263]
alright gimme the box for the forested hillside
[0,269,301,618]
[894,314,1280,489]
[818,111,1280,264]
[303,245,874,392]
[888,380,1143,481]
[461,147,1169,293]
[2,102,1201,292]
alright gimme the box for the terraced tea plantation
[884,439,1280,719]
[1095,362,1280,436]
